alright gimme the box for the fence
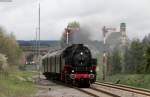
[0,70,8,80]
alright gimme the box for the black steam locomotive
[42,44,97,87]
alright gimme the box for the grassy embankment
[103,74,150,89]
[0,70,38,97]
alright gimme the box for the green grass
[0,70,37,97]
[12,70,38,79]
[96,54,150,89]
[103,74,150,89]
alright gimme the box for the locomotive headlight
[80,52,83,55]
[72,70,74,73]
[90,70,93,73]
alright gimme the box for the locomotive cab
[65,44,97,86]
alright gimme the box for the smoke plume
[71,26,91,44]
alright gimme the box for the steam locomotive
[41,44,97,87]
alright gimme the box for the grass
[96,54,150,90]
[101,74,150,89]
[0,70,38,97]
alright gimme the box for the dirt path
[33,79,92,97]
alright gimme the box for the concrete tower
[120,23,127,46]
[120,23,127,73]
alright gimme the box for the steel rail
[58,82,116,97]
[100,82,150,93]
[90,87,121,97]
[76,88,100,97]
[95,82,150,96]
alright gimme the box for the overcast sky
[0,0,150,40]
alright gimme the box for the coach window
[43,59,45,72]
[47,58,48,72]
[55,56,57,73]
[51,57,53,72]
[44,59,45,72]
[49,57,50,72]
[55,56,56,73]
[59,56,61,73]
[49,57,51,72]
[57,56,59,73]
[57,56,59,72]
[58,56,59,73]
[52,56,54,72]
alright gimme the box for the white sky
[0,0,150,40]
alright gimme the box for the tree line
[0,27,22,72]
[109,34,150,74]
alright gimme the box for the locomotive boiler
[42,44,97,87]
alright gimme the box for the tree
[140,33,150,73]
[0,27,22,66]
[123,48,132,73]
[126,39,144,73]
[144,45,150,73]
[110,48,122,74]
[0,53,8,71]
[67,21,80,28]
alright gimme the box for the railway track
[37,78,121,97]
[75,86,120,97]
[57,81,122,97]
[55,81,120,97]
[94,82,150,97]
[38,77,150,97]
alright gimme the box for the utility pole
[35,28,38,62]
[33,28,38,69]
[102,26,116,80]
[38,1,41,59]
[37,0,41,80]
[38,1,41,62]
